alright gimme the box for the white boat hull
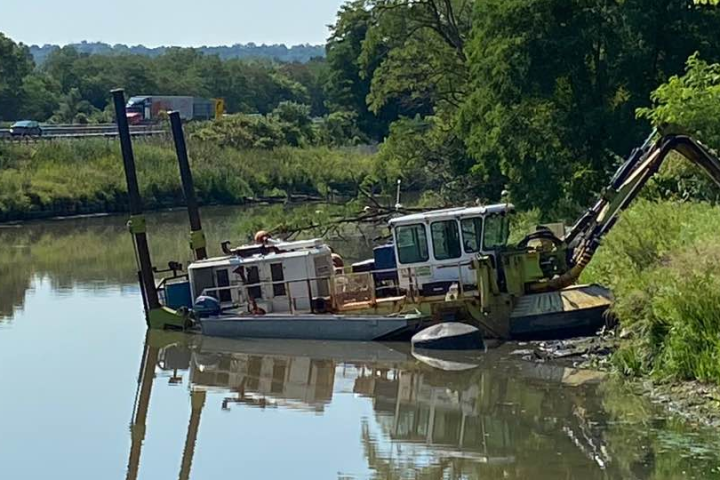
[199,313,425,341]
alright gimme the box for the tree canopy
[321,0,720,213]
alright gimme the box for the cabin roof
[389,203,514,226]
[188,246,329,270]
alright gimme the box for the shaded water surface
[0,207,719,479]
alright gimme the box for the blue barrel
[165,280,193,309]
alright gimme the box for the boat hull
[199,313,425,342]
[509,284,613,339]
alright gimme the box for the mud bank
[512,334,720,428]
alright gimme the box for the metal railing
[396,260,477,301]
[0,124,167,142]
[199,274,334,314]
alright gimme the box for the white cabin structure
[388,204,514,296]
[188,239,334,313]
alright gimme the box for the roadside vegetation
[4,1,720,210]
[0,138,375,222]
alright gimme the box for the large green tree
[361,0,472,114]
[460,0,720,213]
[361,0,476,195]
[324,1,382,137]
[0,33,34,121]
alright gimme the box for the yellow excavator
[439,129,720,339]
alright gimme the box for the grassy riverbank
[0,139,375,222]
[582,199,720,385]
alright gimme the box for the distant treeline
[29,42,325,65]
[0,33,329,124]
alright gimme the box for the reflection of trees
[0,242,33,318]
[0,218,145,319]
[354,364,627,480]
[599,380,720,480]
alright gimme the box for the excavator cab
[389,204,514,297]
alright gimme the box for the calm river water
[1,206,719,479]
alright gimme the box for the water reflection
[132,332,720,480]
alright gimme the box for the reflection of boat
[127,331,629,480]
[411,348,485,371]
[194,336,410,364]
[190,338,410,411]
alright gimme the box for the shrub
[582,199,720,383]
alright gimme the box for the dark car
[10,120,42,137]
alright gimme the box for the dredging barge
[110,89,720,341]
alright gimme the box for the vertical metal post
[169,111,208,261]
[178,390,206,480]
[125,332,159,480]
[286,282,294,314]
[112,88,160,312]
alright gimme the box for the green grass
[582,199,720,384]
[0,138,375,222]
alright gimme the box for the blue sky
[0,0,346,46]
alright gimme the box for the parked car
[10,120,42,137]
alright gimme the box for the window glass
[246,266,262,299]
[396,224,429,264]
[270,263,286,296]
[431,220,462,260]
[483,214,509,250]
[461,217,483,253]
[215,269,231,302]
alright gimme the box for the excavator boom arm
[573,134,720,251]
[528,132,720,293]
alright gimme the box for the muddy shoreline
[513,334,720,428]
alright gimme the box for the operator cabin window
[431,220,462,260]
[461,217,483,253]
[396,224,429,264]
[483,214,510,250]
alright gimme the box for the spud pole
[112,88,160,314]
[169,111,208,261]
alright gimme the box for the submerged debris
[512,333,619,370]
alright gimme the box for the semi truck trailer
[125,96,221,124]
